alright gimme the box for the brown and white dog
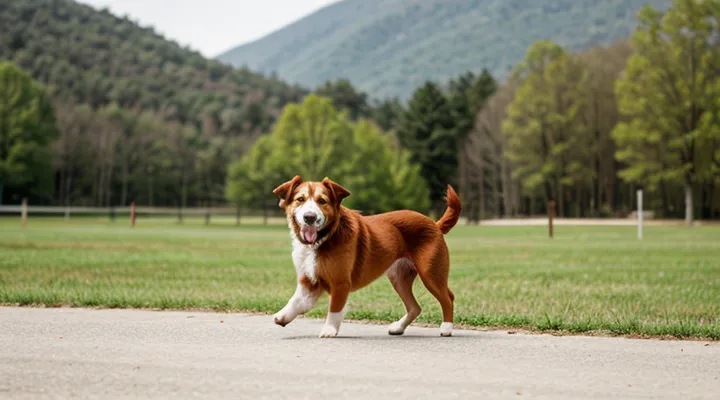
[271,175,461,338]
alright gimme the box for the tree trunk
[575,186,582,218]
[121,160,128,206]
[530,196,536,216]
[458,141,467,211]
[709,181,716,219]
[148,174,154,207]
[501,157,512,217]
[65,163,73,208]
[685,182,693,226]
[105,162,113,207]
[492,157,501,217]
[478,159,485,221]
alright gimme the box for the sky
[76,0,339,58]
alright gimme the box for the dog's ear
[272,175,302,208]
[321,177,350,204]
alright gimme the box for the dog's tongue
[301,225,318,244]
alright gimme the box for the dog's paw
[273,312,292,327]
[318,324,339,338]
[440,322,453,337]
[388,320,406,335]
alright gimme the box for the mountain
[0,0,308,133]
[216,0,672,101]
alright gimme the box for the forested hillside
[0,0,309,207]
[0,0,308,130]
[217,0,672,100]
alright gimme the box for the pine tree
[397,81,457,215]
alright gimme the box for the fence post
[235,207,241,226]
[548,200,555,239]
[21,198,28,229]
[177,204,183,224]
[109,205,116,222]
[65,204,70,220]
[131,201,136,228]
[637,189,643,240]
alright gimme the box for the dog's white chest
[291,237,318,283]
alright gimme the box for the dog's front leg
[319,282,350,338]
[273,278,320,327]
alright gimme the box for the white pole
[637,189,643,240]
[65,204,70,220]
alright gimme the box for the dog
[271,175,461,338]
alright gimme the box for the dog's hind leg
[413,245,455,337]
[386,258,422,335]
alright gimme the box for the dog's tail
[436,184,462,234]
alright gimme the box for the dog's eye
[296,197,305,203]
[317,198,327,205]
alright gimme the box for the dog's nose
[303,212,317,224]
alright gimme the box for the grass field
[1,217,719,340]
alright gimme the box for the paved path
[1,307,718,399]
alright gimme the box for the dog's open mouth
[300,225,318,244]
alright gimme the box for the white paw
[440,322,453,337]
[318,324,339,338]
[388,315,409,335]
[388,322,406,335]
[273,311,294,327]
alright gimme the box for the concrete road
[1,307,718,400]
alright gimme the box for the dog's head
[272,175,351,246]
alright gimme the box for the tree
[612,0,720,225]
[502,40,590,217]
[470,83,518,219]
[226,94,431,217]
[448,69,497,222]
[0,62,59,203]
[315,79,369,120]
[368,97,405,132]
[577,40,633,216]
[397,81,457,215]
[341,121,430,214]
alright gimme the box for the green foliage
[217,0,672,100]
[0,62,59,202]
[447,69,497,222]
[612,0,720,223]
[503,41,591,201]
[315,79,369,120]
[225,94,430,214]
[397,81,457,213]
[367,97,405,132]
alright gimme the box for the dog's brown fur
[272,175,461,331]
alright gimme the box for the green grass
[1,217,719,340]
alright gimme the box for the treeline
[393,0,719,223]
[225,94,430,217]
[2,0,719,223]
[0,0,311,208]
[0,0,402,209]
[472,0,720,223]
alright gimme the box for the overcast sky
[77,0,338,57]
